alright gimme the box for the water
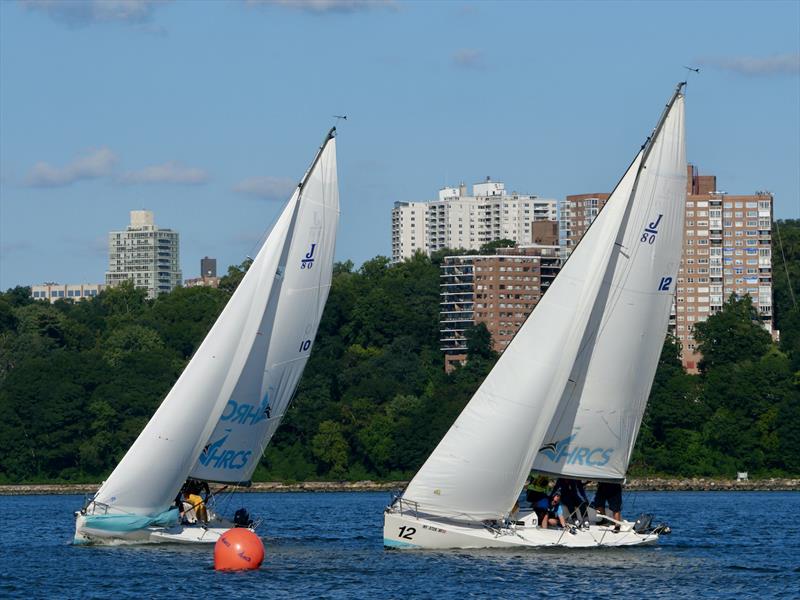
[1,491,798,598]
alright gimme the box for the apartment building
[106,210,182,299]
[440,244,561,371]
[559,193,611,258]
[392,178,557,262]
[675,165,774,371]
[31,282,106,303]
[560,166,774,372]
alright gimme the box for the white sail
[190,135,339,483]
[91,131,338,516]
[92,206,292,516]
[401,155,644,522]
[533,95,686,481]
[401,86,686,522]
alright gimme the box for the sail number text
[398,526,416,540]
[641,214,663,244]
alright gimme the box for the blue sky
[1,0,798,290]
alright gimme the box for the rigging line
[775,219,798,310]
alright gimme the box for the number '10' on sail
[75,128,339,545]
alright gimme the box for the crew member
[592,481,623,532]
[525,474,550,506]
[535,491,572,532]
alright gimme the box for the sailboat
[384,83,687,549]
[74,128,340,544]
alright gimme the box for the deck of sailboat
[384,510,658,550]
[74,513,245,545]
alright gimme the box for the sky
[1,0,798,290]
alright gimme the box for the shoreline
[0,477,797,495]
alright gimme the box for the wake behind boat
[75,129,340,545]
[384,83,687,549]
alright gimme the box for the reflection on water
[1,491,797,598]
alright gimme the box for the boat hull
[383,510,658,549]
[74,514,248,545]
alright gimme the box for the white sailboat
[75,128,340,545]
[384,83,687,549]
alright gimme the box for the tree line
[0,221,798,483]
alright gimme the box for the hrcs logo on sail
[538,434,614,467]
[198,394,272,470]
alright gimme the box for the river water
[1,491,797,598]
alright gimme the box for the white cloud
[233,176,296,200]
[119,161,209,185]
[25,148,118,187]
[698,53,800,76]
[246,0,396,14]
[452,48,486,70]
[20,0,168,28]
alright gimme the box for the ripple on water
[1,491,799,598]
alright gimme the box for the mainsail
[91,130,338,516]
[401,85,686,522]
[190,132,339,484]
[532,91,686,481]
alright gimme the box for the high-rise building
[559,193,610,258]
[675,165,774,372]
[201,256,217,278]
[185,256,220,288]
[440,244,561,371]
[106,210,182,299]
[560,166,774,373]
[391,178,558,262]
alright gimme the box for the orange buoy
[214,528,264,571]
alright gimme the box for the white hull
[74,514,249,545]
[384,510,658,549]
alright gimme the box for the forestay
[401,152,646,522]
[189,134,339,484]
[533,93,686,481]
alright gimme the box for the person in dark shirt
[555,478,590,528]
[591,481,623,532]
[534,491,573,532]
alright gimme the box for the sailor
[591,481,623,532]
[178,487,197,524]
[186,480,209,523]
[525,473,550,506]
[555,478,590,528]
[534,491,573,532]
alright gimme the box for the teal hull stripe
[82,508,179,532]
[384,538,418,549]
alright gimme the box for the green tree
[311,420,349,478]
[693,295,772,372]
[218,258,253,295]
[772,219,800,368]
[479,238,516,254]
